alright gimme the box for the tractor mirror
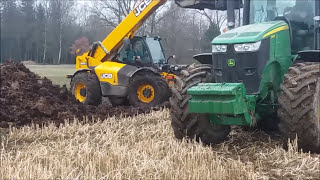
[167,55,176,64]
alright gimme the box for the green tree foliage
[20,0,36,61]
[1,0,21,61]
[35,4,46,63]
[0,0,88,64]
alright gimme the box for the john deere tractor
[170,0,320,153]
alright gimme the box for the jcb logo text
[134,0,152,17]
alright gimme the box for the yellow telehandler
[68,0,217,107]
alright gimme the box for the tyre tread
[278,62,320,153]
[169,64,230,145]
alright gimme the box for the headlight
[212,45,227,53]
[234,41,261,52]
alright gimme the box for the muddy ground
[0,61,153,128]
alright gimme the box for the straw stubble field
[1,109,319,179]
[0,63,319,179]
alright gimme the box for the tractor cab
[247,0,319,54]
[117,36,179,83]
[118,36,168,68]
[194,0,319,63]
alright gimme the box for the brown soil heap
[0,61,151,128]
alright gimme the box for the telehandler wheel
[128,73,169,108]
[278,62,320,153]
[71,72,102,106]
[169,64,230,145]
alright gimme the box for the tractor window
[118,39,151,62]
[145,38,166,64]
[249,0,315,53]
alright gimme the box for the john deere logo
[227,59,235,67]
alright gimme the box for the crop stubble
[0,61,319,179]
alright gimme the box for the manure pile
[0,61,151,128]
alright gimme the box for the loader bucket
[187,83,257,125]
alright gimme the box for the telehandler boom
[75,0,166,68]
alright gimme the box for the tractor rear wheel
[128,72,169,108]
[71,72,102,106]
[169,64,230,145]
[278,62,320,153]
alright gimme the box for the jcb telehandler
[69,0,182,108]
[170,0,320,153]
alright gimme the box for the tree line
[1,0,224,64]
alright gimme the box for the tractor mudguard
[297,50,320,63]
[68,69,92,79]
[193,53,212,64]
[117,66,159,86]
[131,67,159,76]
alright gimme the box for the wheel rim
[75,82,86,102]
[137,84,154,103]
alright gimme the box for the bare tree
[89,0,173,37]
[139,3,172,36]
[197,9,227,29]
[89,0,136,28]
[49,0,75,64]
[42,1,49,64]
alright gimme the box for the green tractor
[171,0,320,153]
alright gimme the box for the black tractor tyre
[169,64,231,145]
[158,76,171,102]
[128,72,170,108]
[278,62,320,153]
[71,72,102,106]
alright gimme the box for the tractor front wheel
[71,72,102,106]
[278,62,320,153]
[169,64,230,145]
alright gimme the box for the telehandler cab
[170,0,320,153]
